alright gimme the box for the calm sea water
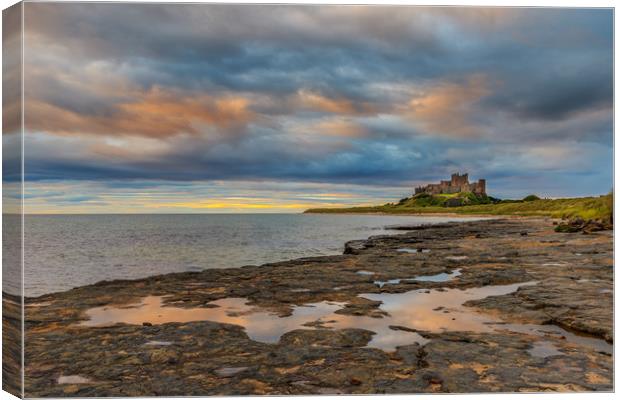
[23,214,481,297]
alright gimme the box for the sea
[18,214,483,297]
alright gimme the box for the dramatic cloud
[10,4,613,211]
[297,89,381,114]
[406,74,492,137]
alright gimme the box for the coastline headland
[305,193,613,224]
[12,217,612,396]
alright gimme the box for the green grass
[305,193,613,221]
[395,192,493,208]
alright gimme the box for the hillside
[305,192,613,221]
[395,191,494,207]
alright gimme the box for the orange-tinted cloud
[406,74,492,137]
[2,101,21,136]
[313,119,369,138]
[25,87,255,138]
[435,8,522,32]
[296,89,377,115]
[3,4,22,135]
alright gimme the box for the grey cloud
[15,4,613,197]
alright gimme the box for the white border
[0,1,616,400]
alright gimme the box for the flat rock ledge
[6,218,612,396]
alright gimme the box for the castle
[414,173,486,196]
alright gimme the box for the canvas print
[2,2,614,397]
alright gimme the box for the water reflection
[412,268,462,282]
[346,282,538,336]
[144,340,173,346]
[374,268,461,288]
[374,279,403,288]
[490,322,611,354]
[80,281,611,354]
[397,248,419,254]
[83,297,345,344]
[527,341,563,358]
[58,375,91,384]
[396,248,431,254]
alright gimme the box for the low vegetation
[305,192,613,221]
[396,192,494,208]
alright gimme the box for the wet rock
[335,298,387,318]
[423,372,443,385]
[149,348,179,364]
[302,319,336,328]
[344,240,368,254]
[555,218,612,233]
[389,325,419,333]
[394,344,422,365]
[279,328,374,348]
[582,220,613,234]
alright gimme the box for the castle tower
[451,173,469,186]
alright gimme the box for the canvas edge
[2,1,24,398]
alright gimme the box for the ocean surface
[23,214,483,297]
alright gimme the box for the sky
[3,4,614,213]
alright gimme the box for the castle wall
[415,173,486,196]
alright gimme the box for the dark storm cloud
[23,5,612,123]
[18,4,613,198]
[484,68,612,121]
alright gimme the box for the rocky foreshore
[5,218,613,396]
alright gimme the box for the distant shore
[304,210,530,219]
[304,193,613,221]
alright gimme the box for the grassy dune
[305,193,613,220]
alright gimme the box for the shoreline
[12,217,613,395]
[304,210,537,218]
[303,193,613,222]
[21,213,498,300]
